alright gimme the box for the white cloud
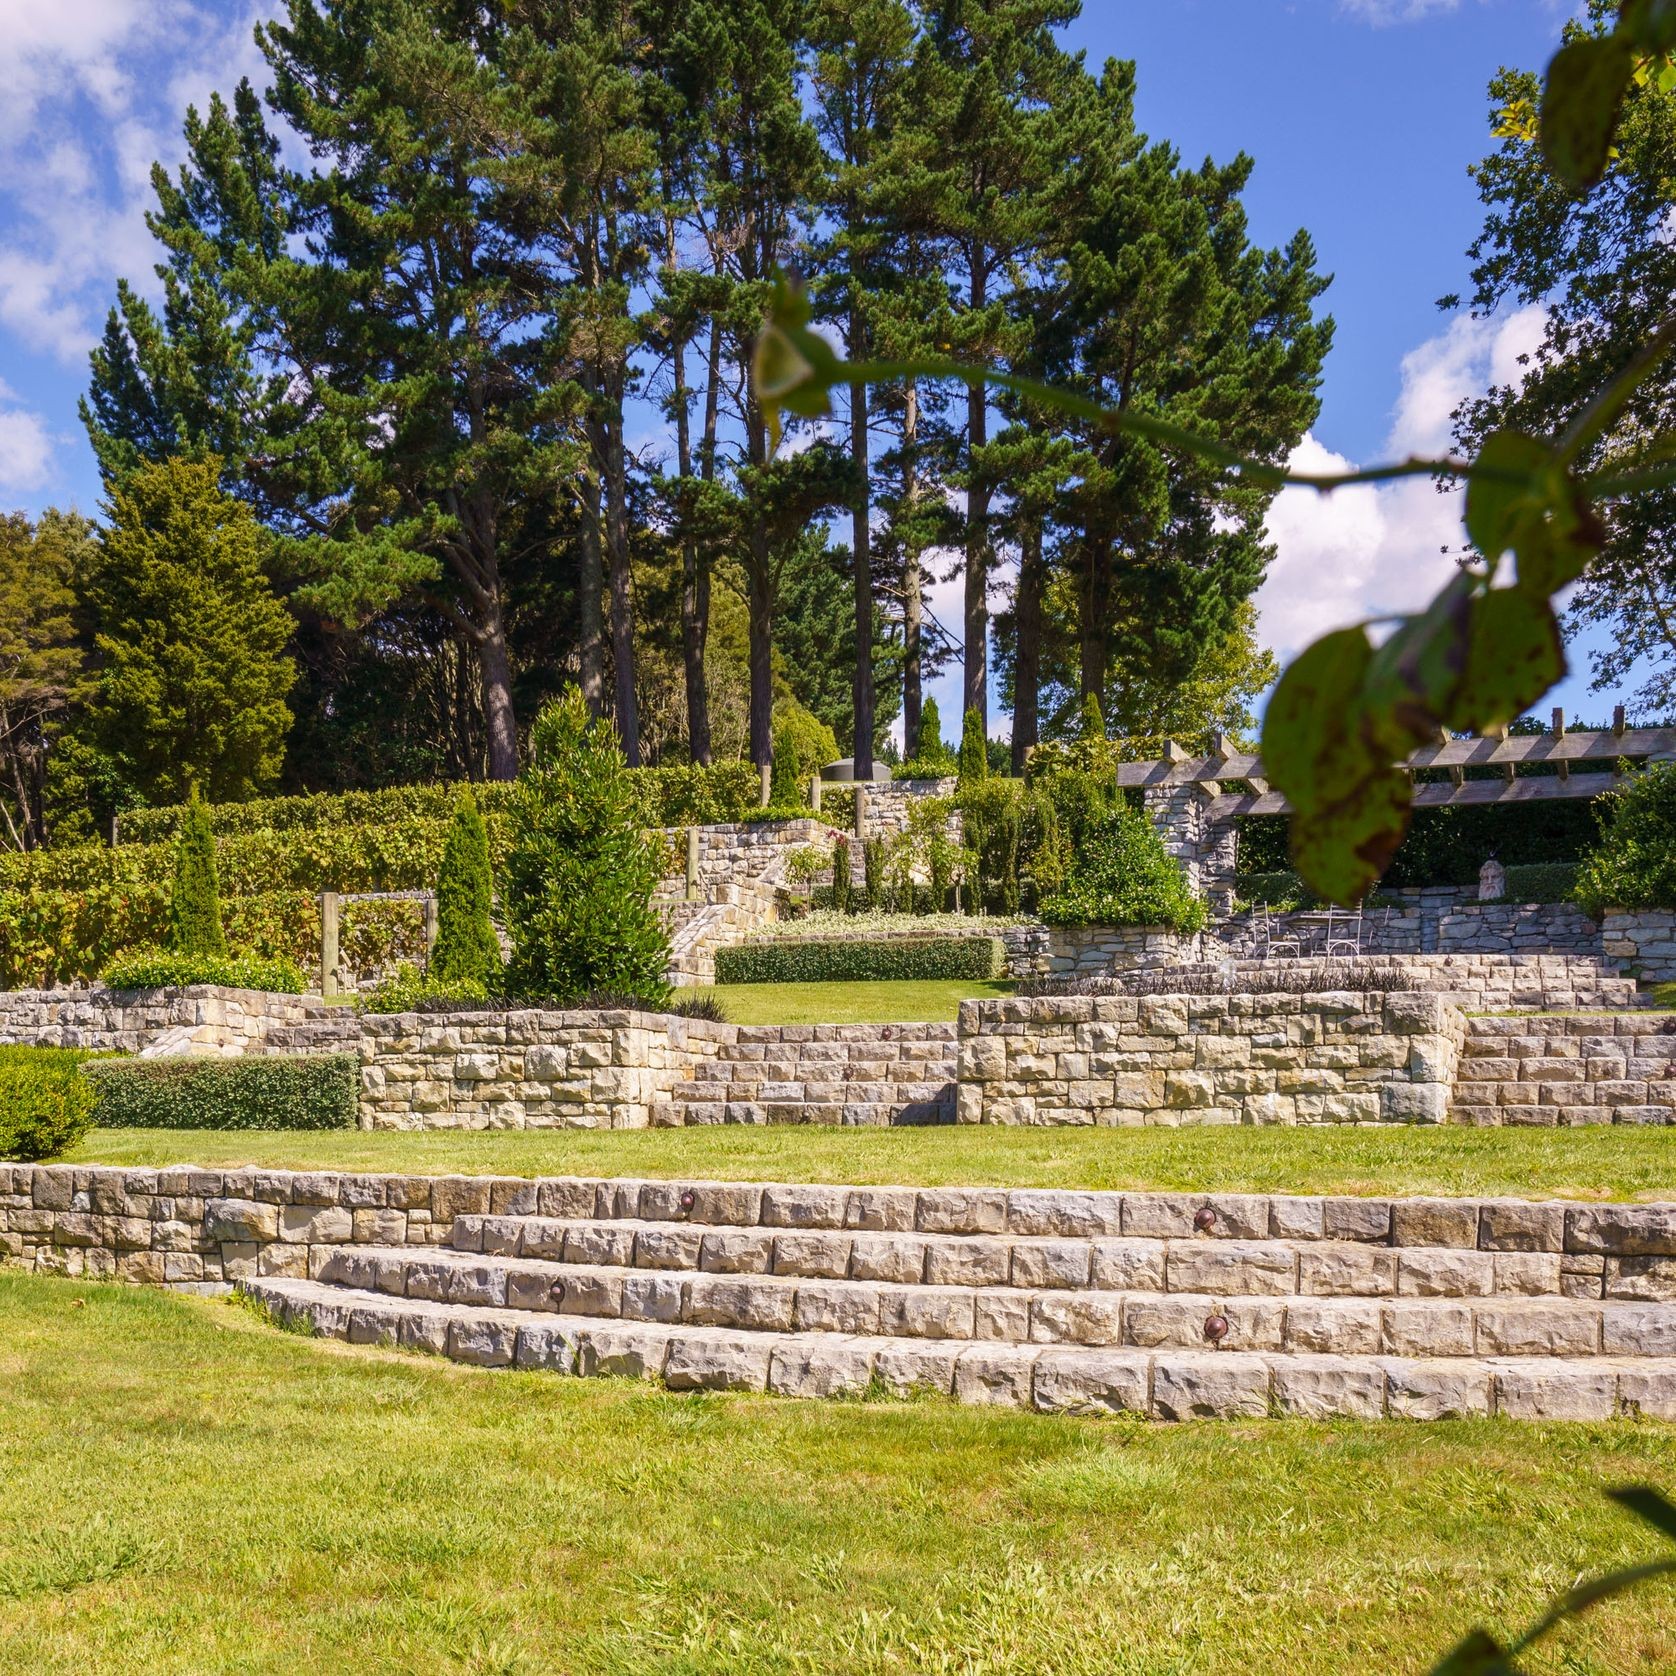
[0,406,56,496]
[1255,304,1546,666]
[1338,0,1459,23]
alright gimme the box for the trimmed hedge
[101,950,308,992]
[1498,862,1583,905]
[84,1053,360,1131]
[715,935,1004,984]
[0,1047,97,1161]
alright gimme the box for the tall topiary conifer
[167,787,226,957]
[501,691,671,1005]
[958,707,988,786]
[430,790,502,989]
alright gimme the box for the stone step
[306,1243,1676,1358]
[669,1077,955,1103]
[671,1099,954,1128]
[445,1214,1655,1301]
[239,1277,1676,1421]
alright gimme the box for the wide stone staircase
[240,1178,1676,1421]
[669,1025,957,1127]
[1455,1012,1676,1126]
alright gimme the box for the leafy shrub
[168,788,226,956]
[715,935,1004,984]
[744,803,818,822]
[862,837,884,908]
[1576,765,1676,913]
[785,844,832,885]
[1499,861,1583,904]
[1235,869,1317,910]
[958,707,988,785]
[0,1047,97,1161]
[1038,803,1206,932]
[430,790,502,989]
[102,948,308,992]
[362,962,490,1014]
[770,701,838,805]
[84,1053,358,1130]
[501,691,671,1006]
[831,836,853,915]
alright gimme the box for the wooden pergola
[1117,707,1675,821]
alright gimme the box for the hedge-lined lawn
[69,1123,1676,1201]
[0,1273,1671,1675]
[681,978,1016,1024]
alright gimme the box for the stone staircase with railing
[239,1178,1676,1421]
[668,1024,957,1127]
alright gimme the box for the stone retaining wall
[998,924,1199,978]
[956,990,1466,1127]
[9,1161,1674,1291]
[1225,900,1604,959]
[0,985,328,1056]
[1603,910,1676,982]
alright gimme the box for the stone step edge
[442,1218,1631,1296]
[239,1278,1676,1422]
[307,1245,1676,1357]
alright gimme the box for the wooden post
[423,894,439,960]
[854,781,868,841]
[810,773,823,814]
[1614,704,1627,738]
[108,813,120,848]
[1553,707,1569,782]
[320,891,340,1000]
[759,761,772,808]
[685,827,700,902]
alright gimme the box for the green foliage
[862,837,884,908]
[84,1054,358,1131]
[0,1047,97,1162]
[715,935,1003,985]
[74,457,294,806]
[769,699,836,804]
[430,791,501,990]
[1077,692,1105,746]
[167,788,226,958]
[894,697,958,779]
[501,691,671,1006]
[831,836,853,915]
[1501,860,1583,902]
[1235,870,1318,911]
[958,708,989,786]
[101,949,308,993]
[362,962,490,1015]
[1576,762,1676,912]
[1039,802,1206,932]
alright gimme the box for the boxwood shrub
[715,935,1004,984]
[1499,861,1582,905]
[0,1047,97,1161]
[84,1053,359,1131]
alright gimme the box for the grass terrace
[0,1271,1672,1674]
[675,978,1015,1024]
[66,1122,1676,1202]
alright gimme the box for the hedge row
[84,1053,360,1131]
[0,1047,97,1161]
[0,890,426,990]
[715,935,1004,984]
[1498,862,1583,905]
[113,763,764,845]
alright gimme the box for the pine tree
[501,690,671,1005]
[958,707,988,785]
[77,457,293,805]
[430,790,503,990]
[167,788,227,957]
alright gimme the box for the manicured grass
[68,1122,1676,1201]
[677,978,1015,1024]
[0,1272,1671,1674]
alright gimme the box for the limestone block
[1383,1300,1474,1357]
[574,1322,670,1380]
[566,1225,637,1267]
[1605,1256,1676,1301]
[1297,1245,1396,1297]
[1269,1198,1326,1241]
[771,1232,852,1280]
[1272,1356,1386,1420]
[915,1188,1006,1236]
[1091,1239,1166,1292]
[1382,1358,1491,1419]
[1493,1363,1618,1421]
[1479,1200,1565,1252]
[1164,1072,1214,1109]
[1392,1199,1481,1249]
[1601,1302,1676,1356]
[663,1330,773,1392]
[973,1290,1029,1341]
[1566,1205,1676,1257]
[1166,1241,1296,1297]
[1381,1084,1449,1124]
[514,1319,583,1372]
[698,1230,774,1274]
[872,1340,959,1397]
[760,1184,849,1229]
[279,1205,353,1245]
[953,1345,1039,1408]
[685,1275,795,1333]
[1475,1301,1599,1357]
[1030,1348,1150,1416]
[768,1338,878,1400]
[1396,1249,1493,1298]
[1150,1352,1270,1420]
[687,1182,764,1226]
[924,1239,1010,1288]
[447,1316,519,1367]
[1492,1252,1563,1296]
[1617,1366,1676,1420]
[1322,1199,1392,1243]
[204,1200,279,1243]
[619,1273,683,1323]
[1005,1189,1123,1239]
[849,1234,928,1285]
[880,1285,976,1340]
[1029,1291,1123,1346]
[1010,1239,1092,1290]
[794,1280,881,1335]
[1284,1299,1383,1355]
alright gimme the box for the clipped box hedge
[1499,861,1582,905]
[715,935,1004,985]
[0,1046,98,1161]
[84,1053,360,1131]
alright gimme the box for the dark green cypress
[958,708,989,786]
[167,787,226,957]
[832,836,853,915]
[430,790,503,990]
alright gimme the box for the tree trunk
[850,354,875,777]
[603,387,640,765]
[963,266,990,732]
[745,404,774,770]
[1012,519,1044,774]
[479,603,519,781]
[901,379,922,760]
[577,443,606,717]
[1078,528,1113,708]
[670,213,711,767]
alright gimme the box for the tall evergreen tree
[167,788,228,958]
[431,789,504,988]
[78,457,294,805]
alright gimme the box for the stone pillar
[1140,784,1237,916]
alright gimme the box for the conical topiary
[430,789,503,989]
[167,787,227,957]
[958,707,988,786]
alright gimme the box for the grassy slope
[677,979,1015,1024]
[69,1123,1676,1201]
[0,1273,1671,1674]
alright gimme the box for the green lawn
[677,978,1015,1024]
[0,1272,1671,1674]
[68,1122,1676,1201]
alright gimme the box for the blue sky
[0,0,1623,731]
